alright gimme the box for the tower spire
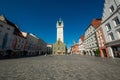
[59,17,62,22]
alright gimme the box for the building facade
[0,15,15,56]
[24,33,47,56]
[72,43,79,54]
[47,44,52,55]
[13,30,27,57]
[101,0,120,58]
[0,15,47,58]
[78,35,85,55]
[38,38,47,55]
[95,25,110,58]
[53,39,66,55]
[84,19,101,56]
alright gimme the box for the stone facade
[52,39,66,55]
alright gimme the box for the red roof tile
[91,18,101,29]
[80,35,84,42]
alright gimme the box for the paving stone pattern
[0,55,120,80]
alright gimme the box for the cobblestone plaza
[0,55,120,80]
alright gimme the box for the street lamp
[66,42,68,54]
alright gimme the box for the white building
[84,19,101,56]
[67,47,71,54]
[78,36,85,55]
[101,0,120,58]
[57,18,64,43]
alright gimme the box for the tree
[95,49,100,56]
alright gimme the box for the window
[101,42,104,47]
[109,5,114,12]
[106,23,111,31]
[0,24,3,27]
[58,47,60,50]
[117,30,120,39]
[99,30,101,33]
[99,44,101,47]
[19,39,21,42]
[7,27,10,30]
[109,33,114,41]
[0,30,1,34]
[90,44,91,47]
[17,45,20,48]
[113,17,120,26]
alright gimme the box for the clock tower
[52,18,66,55]
[56,18,64,43]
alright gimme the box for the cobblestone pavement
[0,55,120,80]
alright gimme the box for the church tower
[56,18,64,43]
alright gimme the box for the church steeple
[59,18,62,22]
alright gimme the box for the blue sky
[0,0,104,48]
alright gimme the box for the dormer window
[109,5,114,12]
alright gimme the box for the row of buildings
[70,0,120,58]
[0,15,47,58]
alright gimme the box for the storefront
[106,40,120,58]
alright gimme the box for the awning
[106,39,120,47]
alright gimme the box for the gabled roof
[91,18,101,29]
[80,35,84,42]
[0,15,24,38]
[85,18,102,31]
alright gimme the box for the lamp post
[66,42,68,55]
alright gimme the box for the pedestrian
[45,53,47,56]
